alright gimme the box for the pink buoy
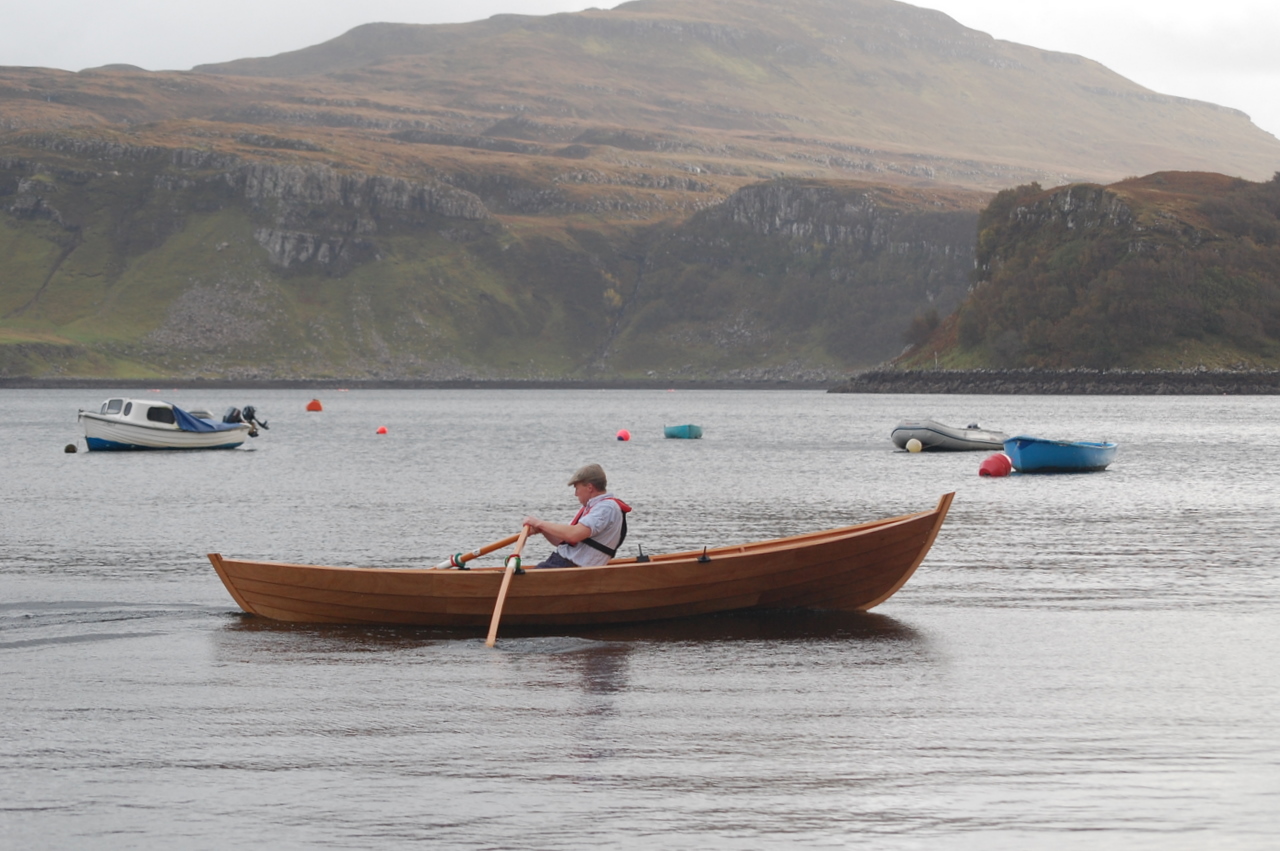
[979,453,1012,477]
[376,425,388,434]
[616,429,631,441]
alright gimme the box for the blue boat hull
[664,424,703,439]
[86,436,246,451]
[1002,436,1117,473]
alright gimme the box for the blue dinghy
[664,424,703,439]
[1002,436,1117,473]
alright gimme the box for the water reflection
[215,614,468,658]
[567,642,631,696]
[214,608,921,651]
[568,609,921,645]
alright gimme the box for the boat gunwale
[212,502,942,578]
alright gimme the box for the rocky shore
[829,368,1280,395]
[0,377,830,391]
[9,369,1280,394]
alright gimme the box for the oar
[486,525,531,648]
[431,533,522,570]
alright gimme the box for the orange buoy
[376,425,388,434]
[979,453,1012,477]
[306,399,323,412]
[616,429,631,441]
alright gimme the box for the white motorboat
[78,398,266,451]
[891,419,1008,452]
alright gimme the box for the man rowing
[523,463,632,568]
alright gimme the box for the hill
[3,0,1280,381]
[896,171,1280,370]
[191,0,1280,189]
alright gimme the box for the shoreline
[829,368,1280,395]
[9,369,1280,394]
[0,377,833,391]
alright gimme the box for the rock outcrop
[832,368,1280,394]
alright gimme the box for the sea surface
[2,388,1278,850]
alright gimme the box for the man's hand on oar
[486,525,531,648]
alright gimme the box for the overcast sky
[2,0,1278,141]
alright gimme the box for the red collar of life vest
[571,496,632,525]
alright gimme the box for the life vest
[570,497,632,557]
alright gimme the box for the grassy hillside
[5,0,1280,379]
[0,141,982,379]
[899,172,1280,370]
[189,0,1280,188]
[4,0,1278,198]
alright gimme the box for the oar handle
[432,532,522,569]
[485,525,532,648]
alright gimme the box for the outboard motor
[242,404,268,437]
[242,405,267,430]
[224,405,267,436]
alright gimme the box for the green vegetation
[906,172,1280,369]
[0,145,980,380]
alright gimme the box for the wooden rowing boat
[208,493,954,628]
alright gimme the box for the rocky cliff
[897,172,1280,370]
[0,138,981,380]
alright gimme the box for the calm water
[2,388,1278,849]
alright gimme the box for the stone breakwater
[829,369,1280,395]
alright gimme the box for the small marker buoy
[906,438,923,453]
[306,399,323,412]
[376,425,388,434]
[616,429,631,441]
[979,453,1013,477]
[64,443,77,453]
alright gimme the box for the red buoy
[979,453,1012,477]
[306,399,323,412]
[376,425,388,434]
[616,429,631,441]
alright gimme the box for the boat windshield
[145,406,176,425]
[102,399,124,415]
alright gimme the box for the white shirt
[557,492,626,566]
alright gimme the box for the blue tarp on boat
[172,405,243,433]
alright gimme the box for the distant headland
[829,369,1280,395]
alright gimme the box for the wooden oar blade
[485,526,531,647]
